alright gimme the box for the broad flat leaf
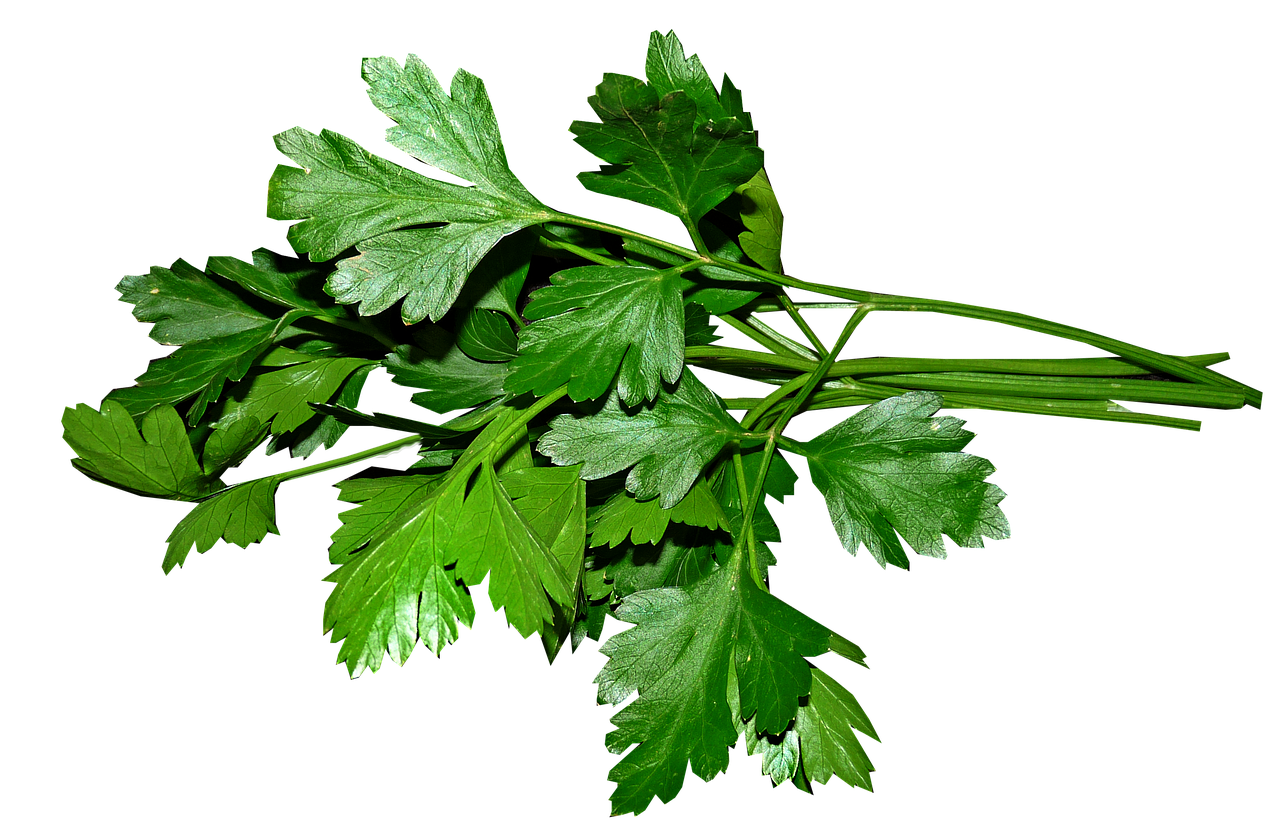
[324,472,472,674]
[683,303,720,346]
[386,334,507,413]
[163,478,281,573]
[455,229,535,322]
[269,60,550,323]
[790,667,878,791]
[117,259,267,345]
[596,548,830,814]
[736,168,784,273]
[106,309,313,422]
[799,392,1010,569]
[644,30,730,121]
[448,463,575,637]
[206,249,338,313]
[572,71,762,223]
[505,265,684,404]
[539,369,742,507]
[217,357,373,435]
[589,478,728,548]
[719,73,753,129]
[63,401,218,501]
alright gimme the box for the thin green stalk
[537,231,622,267]
[730,449,767,591]
[861,372,1244,408]
[856,295,1263,407]
[716,315,817,360]
[490,386,571,465]
[273,435,423,484]
[740,314,819,360]
[771,309,870,434]
[550,213,703,261]
[777,293,829,357]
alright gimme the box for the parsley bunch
[62,31,1261,815]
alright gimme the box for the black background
[57,22,1259,819]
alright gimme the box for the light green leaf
[324,473,472,674]
[117,259,268,346]
[736,168,784,273]
[791,668,878,791]
[268,59,550,323]
[570,31,757,225]
[63,401,219,501]
[449,463,575,637]
[799,392,1010,569]
[505,264,685,404]
[163,478,281,573]
[539,369,742,507]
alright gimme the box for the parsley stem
[271,435,424,484]
[489,385,572,467]
[858,372,1244,408]
[717,315,817,361]
[549,213,704,262]
[777,293,829,357]
[855,298,1264,409]
[537,230,623,267]
[689,347,1233,381]
[730,448,767,592]
[305,314,400,351]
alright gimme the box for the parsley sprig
[62,30,1260,815]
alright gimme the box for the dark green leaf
[589,478,728,549]
[270,363,375,458]
[206,249,338,313]
[456,229,535,322]
[200,415,269,476]
[604,523,718,597]
[117,259,267,345]
[683,303,720,346]
[456,309,517,361]
[644,30,729,120]
[505,264,684,404]
[386,332,508,413]
[736,168,784,273]
[572,69,762,223]
[217,357,373,436]
[63,401,219,501]
[596,547,830,814]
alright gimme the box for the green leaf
[163,478,281,573]
[505,264,684,404]
[791,667,878,791]
[117,259,268,345]
[268,60,549,324]
[455,229,535,322]
[644,30,730,121]
[539,369,742,507]
[572,68,762,223]
[217,357,373,436]
[604,523,718,598]
[63,401,219,501]
[736,168,784,273]
[386,332,508,413]
[206,249,338,313]
[456,309,517,362]
[502,465,588,589]
[324,472,473,673]
[201,415,270,475]
[596,547,830,814]
[106,309,313,422]
[589,478,728,548]
[683,303,720,346]
[279,363,373,460]
[799,392,1010,569]
[449,463,575,637]
[325,412,579,673]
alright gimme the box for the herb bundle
[62,31,1260,815]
